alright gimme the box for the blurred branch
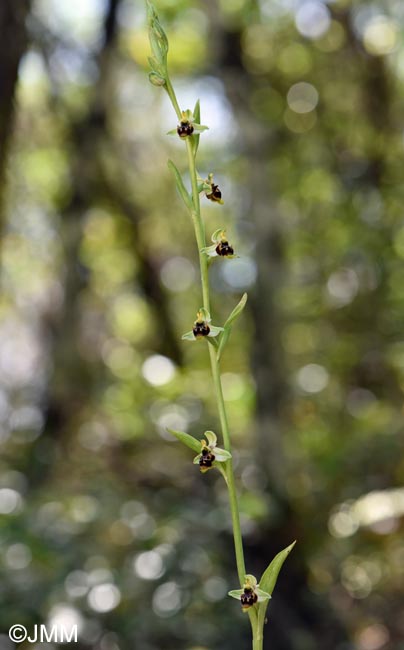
[0,0,31,226]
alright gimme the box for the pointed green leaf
[259,541,296,596]
[193,98,201,124]
[216,328,230,362]
[217,293,248,362]
[257,541,296,628]
[168,160,193,211]
[167,429,201,453]
[224,292,248,328]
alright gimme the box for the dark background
[0,1,404,649]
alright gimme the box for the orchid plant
[146,3,295,648]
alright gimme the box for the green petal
[198,307,211,322]
[200,244,218,257]
[166,128,178,135]
[204,431,217,447]
[228,589,243,600]
[193,454,202,464]
[193,123,209,133]
[244,574,258,589]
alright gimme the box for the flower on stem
[228,574,271,612]
[204,173,224,204]
[182,308,223,342]
[167,110,209,139]
[201,228,236,259]
[193,430,231,473]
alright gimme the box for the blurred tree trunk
[26,0,182,486]
[0,0,31,226]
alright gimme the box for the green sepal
[208,325,224,337]
[193,454,202,464]
[200,244,217,258]
[228,589,244,600]
[191,99,201,157]
[211,228,225,243]
[182,330,196,341]
[149,72,166,87]
[192,123,209,133]
[257,541,296,628]
[198,307,211,322]
[255,588,271,602]
[167,428,201,453]
[213,447,232,461]
[217,293,248,361]
[244,574,258,588]
[167,160,193,211]
[148,56,165,77]
[204,430,217,446]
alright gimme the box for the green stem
[165,77,182,120]
[185,138,246,586]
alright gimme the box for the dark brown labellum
[241,588,258,610]
[206,184,222,202]
[199,449,215,469]
[215,241,234,257]
[177,121,194,138]
[193,322,210,338]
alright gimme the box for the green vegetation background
[0,0,403,649]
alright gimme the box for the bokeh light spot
[363,16,398,56]
[287,82,319,114]
[88,584,121,613]
[142,355,176,386]
[295,2,331,40]
[134,550,165,580]
[297,364,329,393]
